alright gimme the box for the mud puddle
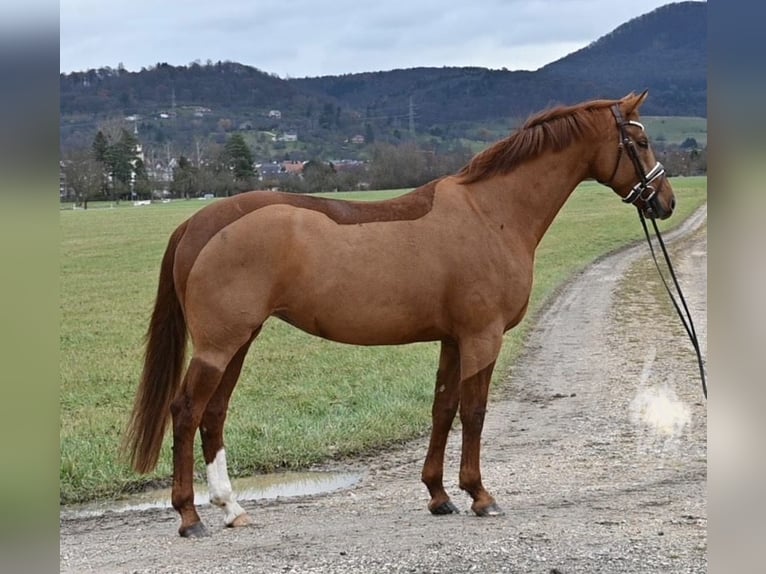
[60,470,363,520]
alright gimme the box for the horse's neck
[472,141,593,246]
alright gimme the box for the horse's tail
[123,220,189,474]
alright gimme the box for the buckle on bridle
[622,161,666,204]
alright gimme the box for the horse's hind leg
[170,355,228,537]
[422,340,462,514]
[200,330,259,528]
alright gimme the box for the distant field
[60,177,707,504]
[641,116,707,146]
[59,189,407,211]
[453,115,706,154]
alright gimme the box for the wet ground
[60,207,707,573]
[60,471,364,521]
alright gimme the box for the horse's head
[595,91,675,220]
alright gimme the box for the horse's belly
[273,284,446,346]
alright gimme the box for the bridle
[602,103,707,400]
[601,104,666,215]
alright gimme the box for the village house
[281,160,305,175]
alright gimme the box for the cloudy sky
[60,0,675,78]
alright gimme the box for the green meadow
[641,116,707,147]
[60,177,707,504]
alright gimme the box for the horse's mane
[456,97,623,184]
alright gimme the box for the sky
[60,0,677,78]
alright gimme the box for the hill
[59,2,706,157]
[537,1,706,116]
[292,2,706,123]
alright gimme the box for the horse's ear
[623,90,649,115]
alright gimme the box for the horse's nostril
[670,197,676,210]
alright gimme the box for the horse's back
[173,184,443,297]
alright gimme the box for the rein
[636,210,707,399]
[608,105,708,400]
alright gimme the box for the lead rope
[637,209,707,399]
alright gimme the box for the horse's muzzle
[643,193,674,220]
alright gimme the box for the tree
[318,103,336,129]
[368,142,427,189]
[105,129,141,199]
[222,133,255,183]
[200,153,240,197]
[62,149,104,208]
[92,130,108,163]
[132,157,151,199]
[302,160,337,193]
[680,137,699,150]
[170,155,198,198]
[91,128,143,201]
[91,130,110,196]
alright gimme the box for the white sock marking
[206,449,246,524]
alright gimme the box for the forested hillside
[60,2,705,156]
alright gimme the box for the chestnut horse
[125,91,675,537]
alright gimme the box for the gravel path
[60,207,707,574]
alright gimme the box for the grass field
[641,116,707,147]
[60,177,707,504]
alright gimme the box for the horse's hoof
[227,513,252,528]
[179,521,211,538]
[473,502,505,517]
[429,500,461,515]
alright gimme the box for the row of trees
[61,129,477,204]
[61,131,261,206]
[61,128,150,208]
[168,135,258,199]
[167,140,474,197]
[61,128,706,206]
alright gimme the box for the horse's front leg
[422,340,461,514]
[458,360,504,516]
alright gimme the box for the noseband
[604,105,666,208]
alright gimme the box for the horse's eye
[637,140,649,149]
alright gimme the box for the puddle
[61,471,363,520]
